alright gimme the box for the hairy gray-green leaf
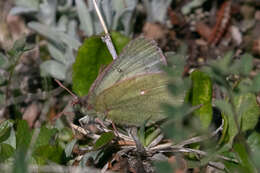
[37,0,57,25]
[40,60,67,80]
[181,0,207,15]
[142,0,172,23]
[14,0,39,10]
[76,0,94,36]
[28,22,81,49]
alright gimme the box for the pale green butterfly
[79,37,183,126]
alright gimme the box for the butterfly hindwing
[94,73,183,126]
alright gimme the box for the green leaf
[225,93,260,144]
[16,120,32,151]
[247,132,260,152]
[0,143,15,162]
[191,70,213,129]
[251,74,260,92]
[34,126,58,149]
[0,53,7,68]
[94,132,115,150]
[237,93,259,132]
[12,37,26,53]
[33,144,64,165]
[72,32,130,96]
[215,100,233,116]
[247,132,260,171]
[233,142,257,173]
[239,53,253,76]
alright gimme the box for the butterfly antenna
[55,79,79,102]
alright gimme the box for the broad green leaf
[223,93,260,144]
[247,132,260,152]
[34,126,58,149]
[215,100,233,117]
[65,139,77,158]
[233,142,257,173]
[33,144,64,165]
[0,53,7,68]
[191,70,213,129]
[94,132,115,150]
[237,93,259,132]
[72,32,130,96]
[251,74,260,92]
[16,120,32,151]
[12,37,26,53]
[0,143,15,162]
[240,53,253,76]
[247,132,260,171]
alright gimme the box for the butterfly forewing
[86,37,167,105]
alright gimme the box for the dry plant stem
[70,123,132,141]
[55,79,78,101]
[92,0,118,60]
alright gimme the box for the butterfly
[78,37,183,126]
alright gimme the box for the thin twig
[92,0,108,34]
[92,0,118,60]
